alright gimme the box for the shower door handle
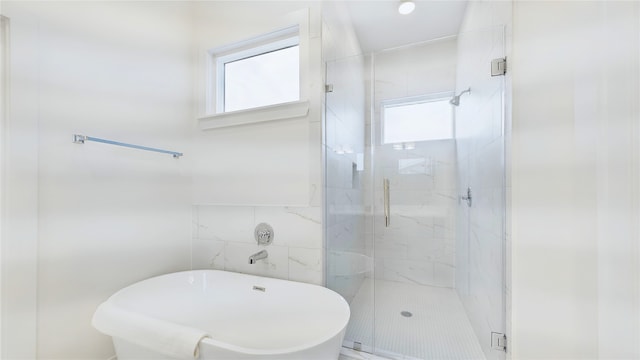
[384,179,390,227]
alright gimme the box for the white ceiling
[344,0,468,53]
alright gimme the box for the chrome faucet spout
[248,250,268,264]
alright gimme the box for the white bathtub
[93,270,350,360]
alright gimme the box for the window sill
[198,100,310,130]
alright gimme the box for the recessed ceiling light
[398,0,415,15]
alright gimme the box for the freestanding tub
[93,270,350,360]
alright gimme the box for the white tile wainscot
[192,205,323,285]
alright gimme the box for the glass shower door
[324,25,507,360]
[370,41,472,358]
[368,26,507,359]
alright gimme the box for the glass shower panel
[324,53,374,352]
[455,25,506,360]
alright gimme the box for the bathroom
[1,1,639,359]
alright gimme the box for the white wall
[192,1,323,207]
[1,4,38,358]
[511,1,640,358]
[2,2,194,358]
[0,13,6,360]
[190,2,326,283]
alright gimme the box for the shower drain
[400,311,413,317]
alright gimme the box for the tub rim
[105,269,351,356]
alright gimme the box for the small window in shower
[211,26,300,113]
[382,94,453,144]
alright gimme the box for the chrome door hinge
[491,332,507,352]
[325,84,334,93]
[353,342,362,351]
[491,57,507,76]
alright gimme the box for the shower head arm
[450,87,471,106]
[459,87,471,96]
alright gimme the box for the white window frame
[381,91,455,145]
[209,26,300,114]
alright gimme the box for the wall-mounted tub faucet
[248,250,268,264]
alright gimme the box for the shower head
[450,88,471,106]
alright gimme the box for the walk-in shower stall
[324,16,508,360]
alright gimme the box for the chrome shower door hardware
[383,179,390,227]
[491,332,506,351]
[461,187,472,207]
[254,223,274,245]
[491,57,507,76]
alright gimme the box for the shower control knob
[254,223,274,245]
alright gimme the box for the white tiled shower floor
[344,278,485,360]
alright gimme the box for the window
[382,94,453,144]
[212,27,300,113]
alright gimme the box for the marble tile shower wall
[192,205,323,285]
[372,141,457,287]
